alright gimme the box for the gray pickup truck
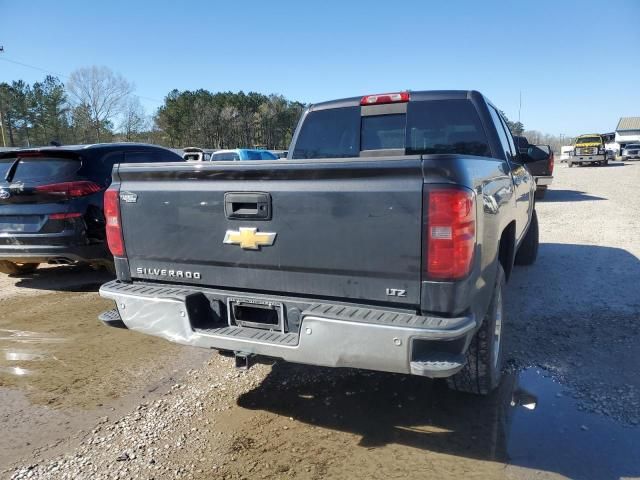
[99,90,542,394]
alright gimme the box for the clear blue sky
[1,0,639,137]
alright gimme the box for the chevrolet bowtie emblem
[223,227,276,250]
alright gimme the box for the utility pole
[0,111,6,147]
[0,46,5,147]
[518,90,522,124]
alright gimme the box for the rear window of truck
[292,99,490,159]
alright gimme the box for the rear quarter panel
[420,155,515,322]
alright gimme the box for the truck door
[488,107,532,241]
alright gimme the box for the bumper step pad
[98,309,127,329]
[195,326,299,346]
[410,354,465,378]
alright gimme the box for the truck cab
[569,134,608,167]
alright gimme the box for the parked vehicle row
[211,149,278,161]
[182,148,283,162]
[98,90,543,396]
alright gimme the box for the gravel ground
[506,161,640,424]
[3,160,640,480]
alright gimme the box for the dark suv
[0,143,183,275]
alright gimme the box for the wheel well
[499,221,516,282]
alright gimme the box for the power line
[0,56,68,80]
[0,56,164,105]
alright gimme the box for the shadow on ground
[540,189,606,202]
[238,363,639,480]
[10,264,113,292]
[568,163,625,168]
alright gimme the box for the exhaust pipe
[48,257,74,265]
[234,352,255,370]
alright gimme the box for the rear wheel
[514,209,539,266]
[0,261,39,276]
[447,264,506,395]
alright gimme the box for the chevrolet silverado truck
[98,90,542,394]
[569,134,609,167]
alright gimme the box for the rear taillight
[104,188,125,257]
[426,188,476,280]
[360,92,410,106]
[49,212,83,220]
[35,181,103,198]
[548,152,554,174]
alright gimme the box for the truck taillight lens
[104,188,125,257]
[549,152,554,174]
[426,188,476,280]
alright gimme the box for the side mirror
[525,145,551,162]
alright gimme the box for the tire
[447,264,506,395]
[568,162,574,168]
[534,188,546,200]
[0,261,39,276]
[602,160,609,166]
[514,209,539,266]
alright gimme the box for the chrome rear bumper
[99,280,476,378]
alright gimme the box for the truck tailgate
[117,158,424,306]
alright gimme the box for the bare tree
[119,97,147,141]
[67,66,133,142]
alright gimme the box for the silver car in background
[621,144,640,160]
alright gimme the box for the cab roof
[307,90,486,112]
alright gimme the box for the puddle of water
[506,368,640,480]
[4,351,48,361]
[0,366,31,376]
[0,329,65,343]
[0,330,62,378]
[0,291,192,411]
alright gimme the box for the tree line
[155,89,305,149]
[1,66,574,152]
[0,67,305,150]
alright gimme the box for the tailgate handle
[224,192,271,220]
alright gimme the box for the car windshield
[576,136,601,144]
[626,144,640,149]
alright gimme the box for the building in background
[615,117,640,150]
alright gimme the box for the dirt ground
[2,160,640,480]
[0,266,211,470]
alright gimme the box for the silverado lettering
[136,267,201,279]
